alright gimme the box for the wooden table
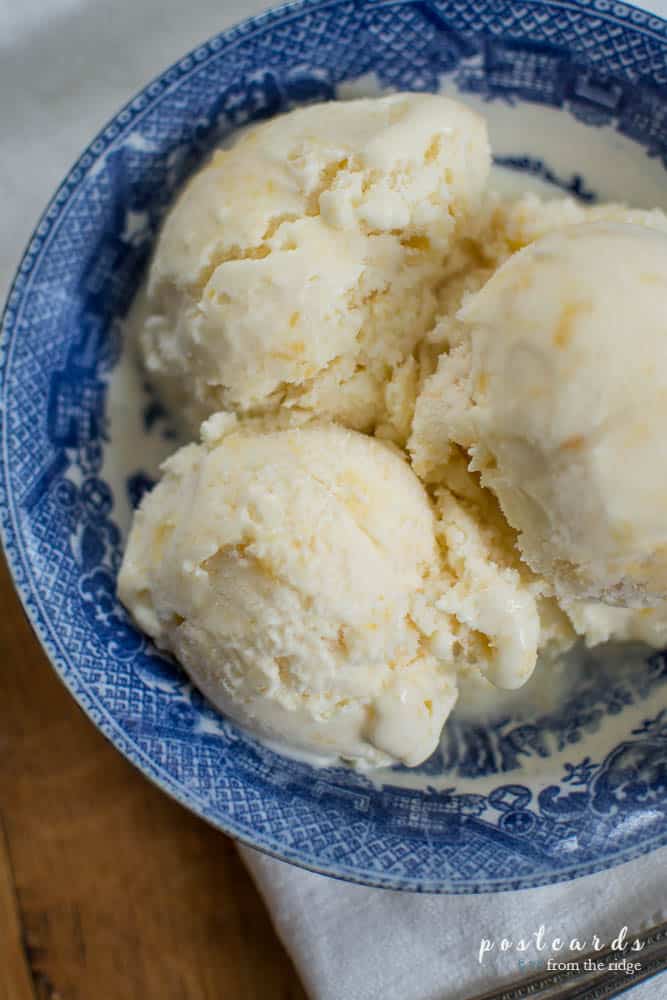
[0,555,307,1000]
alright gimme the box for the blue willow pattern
[3,0,667,891]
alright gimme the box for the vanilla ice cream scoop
[425,222,667,606]
[139,94,490,436]
[118,420,462,767]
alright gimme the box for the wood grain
[0,555,307,1000]
[0,819,35,1000]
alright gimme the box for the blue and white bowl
[4,0,667,893]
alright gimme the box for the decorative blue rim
[3,0,667,893]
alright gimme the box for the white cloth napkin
[2,1,667,998]
[240,847,667,1000]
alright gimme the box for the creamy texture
[562,599,667,648]
[433,487,541,689]
[121,93,667,769]
[140,93,490,437]
[118,419,551,765]
[119,422,459,766]
[413,220,667,607]
[412,194,667,402]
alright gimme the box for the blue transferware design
[4,0,667,892]
[433,648,667,778]
[492,156,596,201]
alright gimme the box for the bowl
[4,0,667,893]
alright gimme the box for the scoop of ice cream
[416,195,667,393]
[118,420,462,767]
[413,222,667,606]
[139,94,490,436]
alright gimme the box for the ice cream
[118,418,550,765]
[412,222,667,607]
[139,93,490,438]
[562,599,667,648]
[118,421,459,766]
[119,87,667,769]
[412,193,667,396]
